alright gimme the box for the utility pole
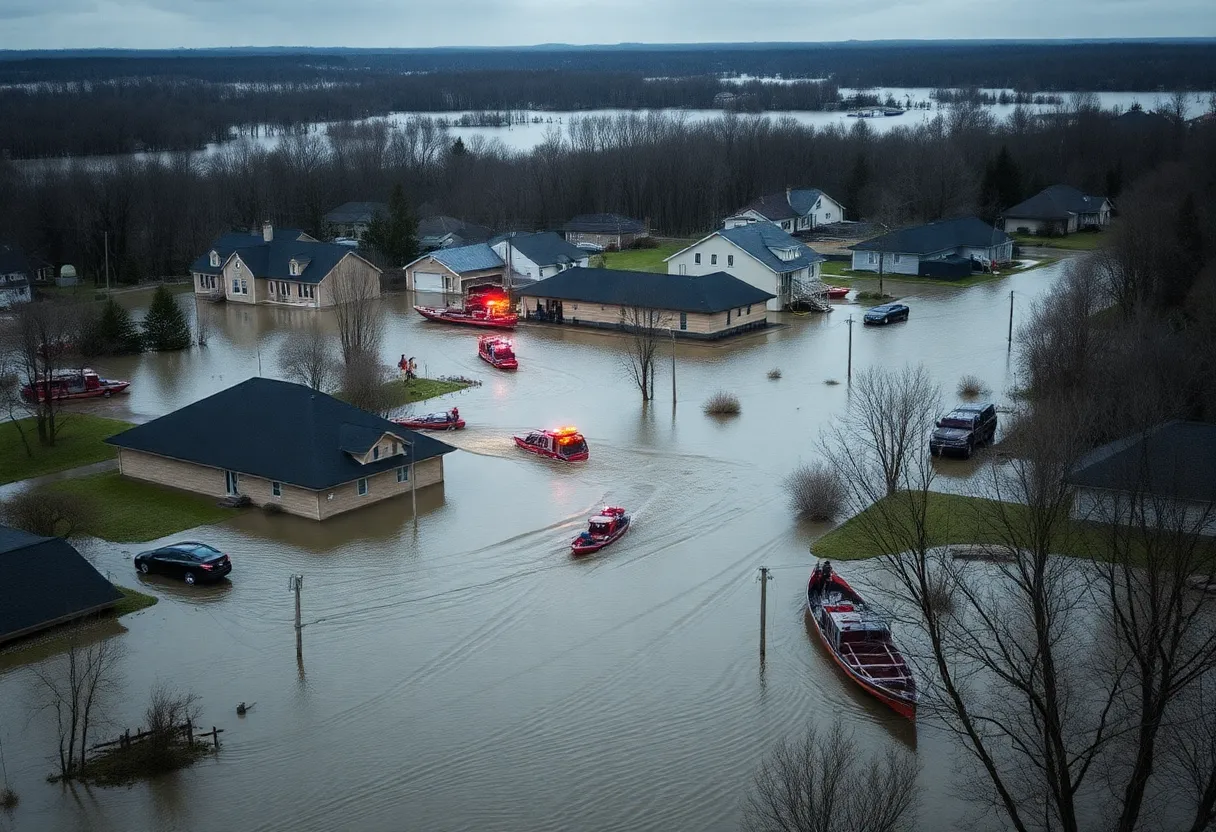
[846,315,854,383]
[1007,290,1014,346]
[758,566,772,660]
[410,441,418,525]
[289,574,304,660]
[103,231,110,293]
[670,328,677,405]
[878,253,884,298]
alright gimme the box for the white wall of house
[0,282,31,309]
[850,250,921,276]
[1003,217,1053,235]
[960,242,1015,264]
[1073,488,1216,538]
[489,242,589,281]
[667,236,794,311]
[802,194,845,229]
[723,210,768,229]
[223,254,257,303]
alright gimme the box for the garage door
[413,271,446,292]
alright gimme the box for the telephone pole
[410,441,418,525]
[289,574,304,660]
[846,315,854,383]
[670,328,677,405]
[1007,290,1015,347]
[103,231,110,293]
[758,567,772,660]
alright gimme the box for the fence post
[212,727,220,750]
[185,717,193,741]
[124,728,131,748]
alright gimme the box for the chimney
[786,185,792,205]
[262,221,273,243]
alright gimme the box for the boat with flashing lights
[21,368,131,403]
[825,285,850,299]
[806,560,918,720]
[414,288,517,329]
[392,407,465,431]
[478,335,518,370]
[513,426,589,462]
[571,506,630,555]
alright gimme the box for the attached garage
[413,271,447,292]
[403,245,506,294]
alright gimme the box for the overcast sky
[1,0,1213,50]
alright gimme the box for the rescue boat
[571,507,630,555]
[20,369,131,402]
[825,285,850,299]
[392,408,465,431]
[414,289,518,330]
[513,426,589,462]
[478,336,518,370]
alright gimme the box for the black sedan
[134,542,232,585]
[863,303,910,325]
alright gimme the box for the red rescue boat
[392,407,465,431]
[414,305,518,329]
[571,507,630,555]
[806,560,918,720]
[20,368,131,403]
[479,335,518,370]
[825,285,850,299]
[514,426,589,462]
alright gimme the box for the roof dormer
[209,250,220,268]
[289,257,311,277]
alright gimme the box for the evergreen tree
[81,296,143,355]
[843,152,871,220]
[363,183,419,268]
[978,146,1022,222]
[451,136,467,156]
[141,286,191,351]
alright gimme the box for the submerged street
[0,261,1066,831]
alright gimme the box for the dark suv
[929,403,997,459]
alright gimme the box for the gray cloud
[0,0,1212,49]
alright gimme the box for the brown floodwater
[0,263,1070,831]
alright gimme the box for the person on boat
[821,560,833,585]
[450,407,460,422]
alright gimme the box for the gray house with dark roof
[417,216,496,251]
[665,224,826,311]
[0,243,34,309]
[191,223,382,309]
[106,378,457,521]
[0,526,123,644]
[1001,185,1113,236]
[850,217,1013,277]
[519,268,773,339]
[324,202,388,241]
[562,213,649,250]
[402,243,507,294]
[724,187,846,233]
[489,232,590,284]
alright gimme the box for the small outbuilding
[562,214,649,250]
[403,243,506,294]
[0,526,123,645]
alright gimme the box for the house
[323,202,387,241]
[105,378,457,521]
[518,268,773,339]
[403,243,506,294]
[489,232,589,283]
[417,216,496,252]
[723,188,845,233]
[849,217,1013,278]
[1001,185,1113,236]
[0,526,123,645]
[0,243,37,308]
[1068,421,1216,536]
[190,223,382,309]
[562,213,649,250]
[665,224,825,312]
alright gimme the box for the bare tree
[340,349,391,415]
[6,301,84,447]
[619,305,671,402]
[784,462,846,522]
[0,489,95,538]
[743,723,919,832]
[331,259,384,365]
[33,634,125,779]
[193,295,211,347]
[144,683,201,748]
[277,325,338,391]
[0,354,33,460]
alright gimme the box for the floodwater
[0,262,1070,831]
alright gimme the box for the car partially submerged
[135,542,232,585]
[863,303,910,325]
[929,402,997,458]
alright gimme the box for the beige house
[190,223,381,309]
[402,242,506,294]
[519,267,773,339]
[106,378,456,521]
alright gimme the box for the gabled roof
[562,213,647,234]
[0,243,33,278]
[0,526,122,644]
[324,202,387,225]
[708,225,825,274]
[1068,421,1216,505]
[492,232,588,267]
[1003,185,1110,220]
[189,228,375,284]
[106,378,456,490]
[518,267,773,313]
[417,216,494,244]
[430,243,505,274]
[851,217,1011,254]
[732,188,834,222]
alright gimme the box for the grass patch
[1013,232,1106,251]
[113,585,158,617]
[44,472,234,543]
[0,415,133,485]
[378,377,470,409]
[820,261,871,279]
[601,242,690,273]
[74,737,213,788]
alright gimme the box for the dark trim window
[746,305,752,314]
[694,253,701,265]
[679,312,687,331]
[397,466,409,483]
[373,446,380,460]
[357,478,368,497]
[711,254,717,265]
[271,481,282,497]
[727,309,732,325]
[727,255,734,267]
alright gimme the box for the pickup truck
[929,402,997,459]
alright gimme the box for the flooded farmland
[0,262,1069,831]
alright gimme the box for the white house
[1001,185,1113,236]
[489,232,589,283]
[850,217,1013,278]
[723,188,846,233]
[0,244,34,309]
[665,224,825,312]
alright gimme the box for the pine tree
[451,136,467,156]
[141,286,192,351]
[81,296,143,355]
[978,146,1022,222]
[363,183,419,268]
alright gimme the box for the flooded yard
[0,263,1067,831]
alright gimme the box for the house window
[679,312,687,330]
[271,481,282,497]
[209,251,219,267]
[727,309,732,324]
[240,278,248,294]
[868,253,877,264]
[747,305,752,314]
[711,254,718,265]
[694,253,701,265]
[893,254,901,264]
[392,441,400,455]
[298,284,315,299]
[727,255,734,267]
[357,478,368,497]
[826,212,832,220]
[373,446,380,460]
[289,260,299,276]
[397,466,409,483]
[225,470,239,496]
[679,264,687,275]
[232,277,241,293]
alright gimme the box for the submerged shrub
[784,462,846,522]
[703,391,741,416]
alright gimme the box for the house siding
[565,230,646,249]
[669,236,817,310]
[404,256,504,294]
[223,254,259,303]
[520,295,767,338]
[1073,487,1216,538]
[315,253,382,308]
[850,251,923,276]
[317,457,444,520]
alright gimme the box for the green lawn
[1013,232,1106,251]
[113,585,158,616]
[821,258,1051,288]
[0,415,133,485]
[601,242,691,273]
[380,377,471,409]
[45,472,235,543]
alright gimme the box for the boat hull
[414,306,518,330]
[825,286,850,299]
[513,436,588,462]
[392,417,465,431]
[571,519,629,555]
[478,352,518,370]
[21,381,130,403]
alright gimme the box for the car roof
[869,303,905,312]
[952,403,993,413]
[157,542,219,554]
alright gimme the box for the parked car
[134,542,232,585]
[863,303,910,325]
[929,402,998,459]
[574,241,605,252]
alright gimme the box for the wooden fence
[88,719,224,758]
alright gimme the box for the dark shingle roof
[492,232,588,267]
[417,216,494,243]
[716,225,825,273]
[189,229,372,284]
[0,527,123,644]
[106,378,455,490]
[0,243,33,278]
[1068,421,1216,504]
[518,268,774,313]
[851,217,1011,254]
[563,213,647,234]
[1003,185,1109,220]
[324,202,388,224]
[734,192,798,221]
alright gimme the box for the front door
[225,470,239,496]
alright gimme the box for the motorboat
[571,507,630,555]
[478,335,518,370]
[392,408,465,431]
[414,304,518,329]
[513,426,589,462]
[825,285,850,299]
[20,369,130,402]
[806,561,918,719]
